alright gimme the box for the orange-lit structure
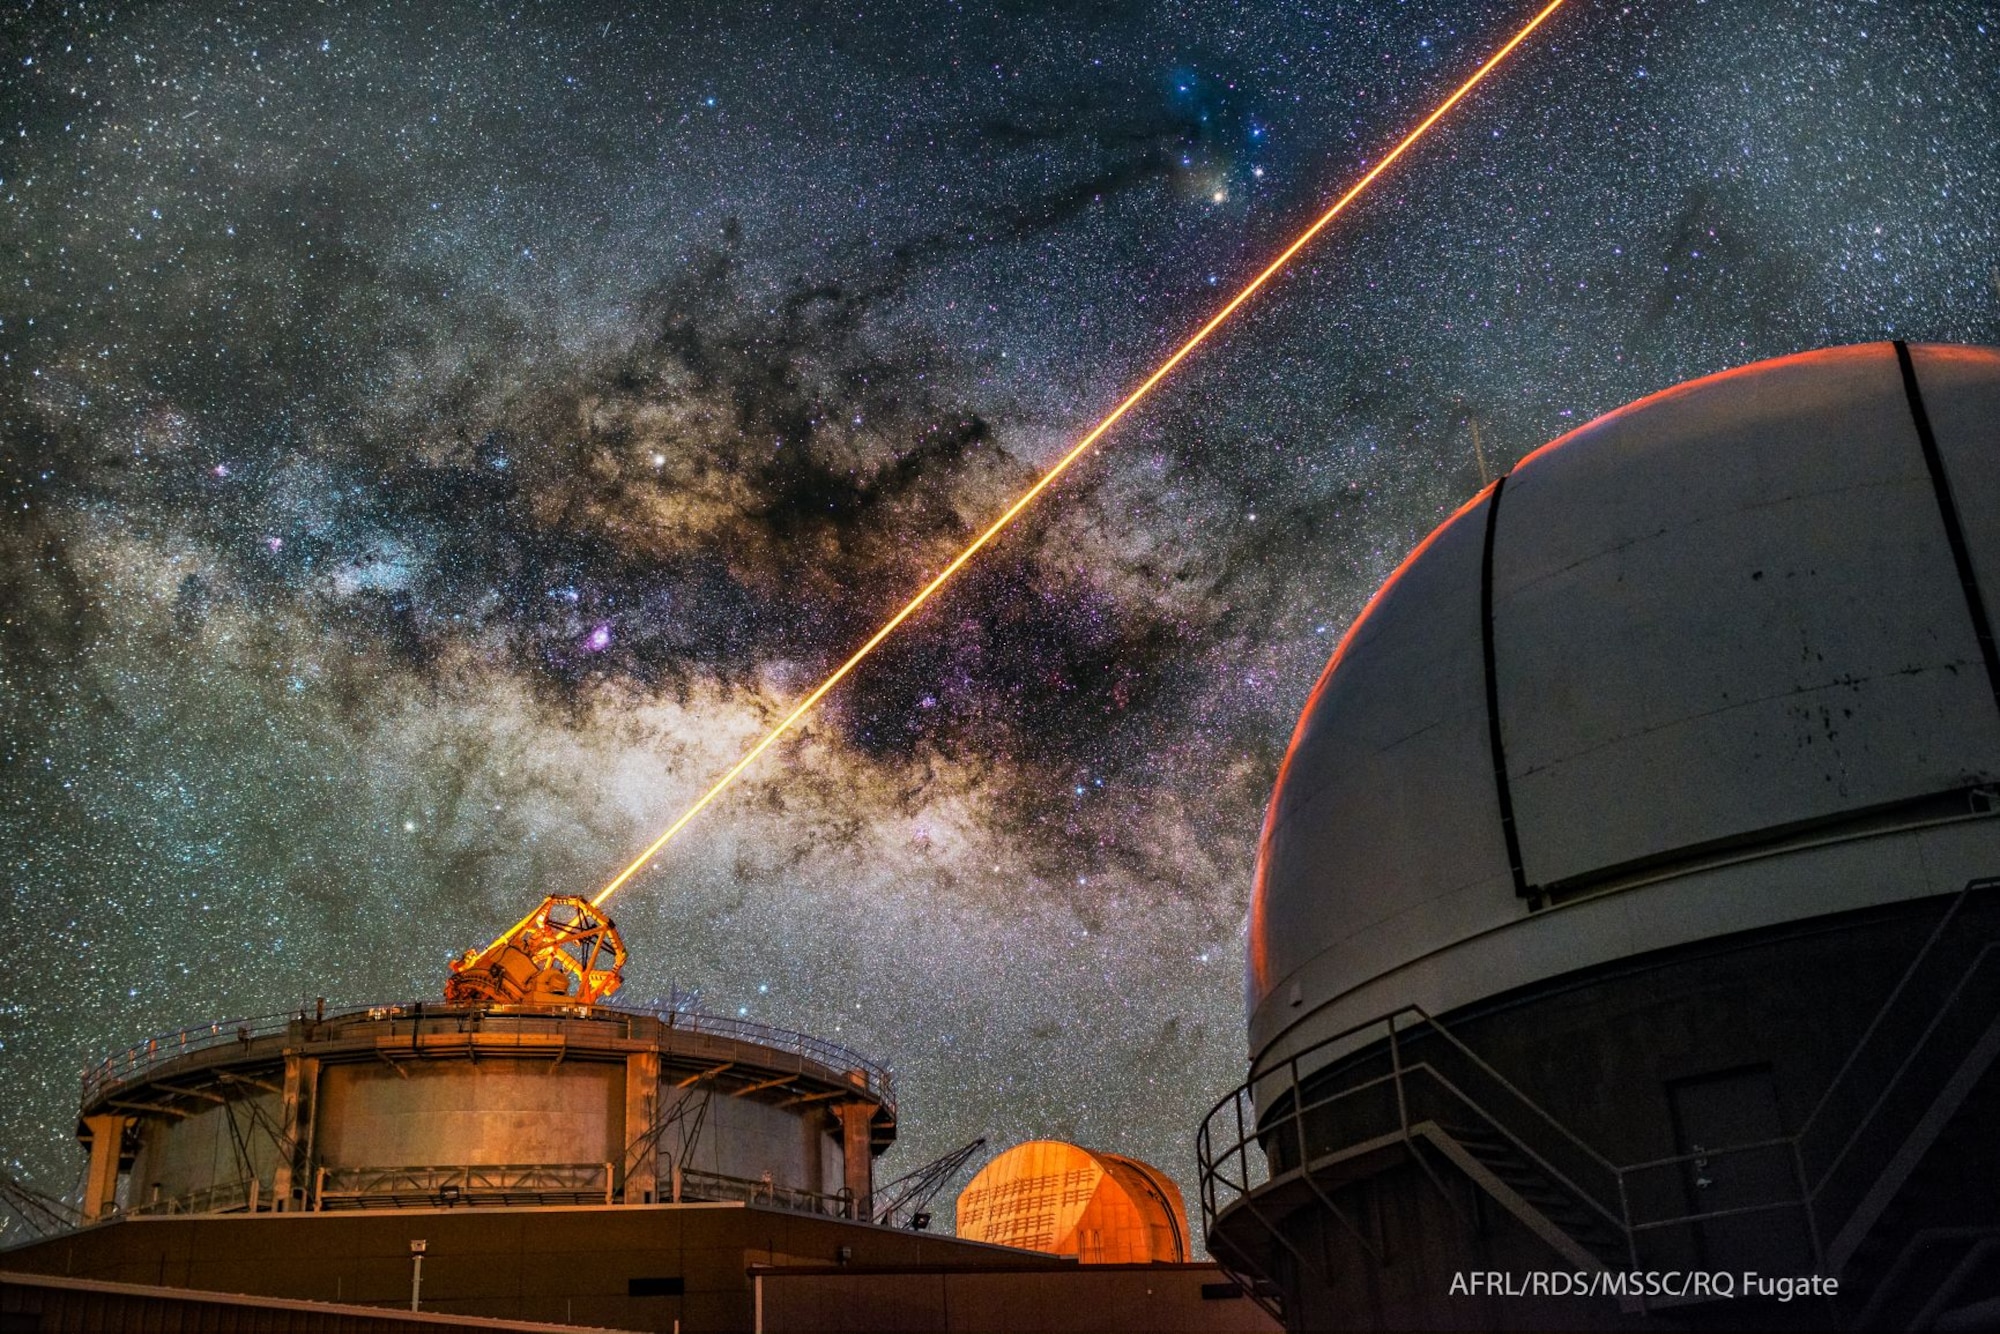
[955,1141,1189,1264]
[68,997,896,1226]
[16,997,1276,1332]
[14,892,1279,1330]
[443,895,626,1006]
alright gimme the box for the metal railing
[1852,1225,2000,1330]
[1196,881,2000,1310]
[1198,1004,1629,1263]
[81,1013,289,1106]
[315,1162,615,1209]
[306,1161,851,1219]
[640,1004,897,1109]
[125,1176,263,1218]
[1792,893,2000,1265]
[676,1167,854,1219]
[80,999,896,1112]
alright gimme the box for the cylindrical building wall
[316,1060,624,1171]
[79,1003,894,1220]
[128,1093,282,1213]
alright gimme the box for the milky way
[3,0,1998,1232]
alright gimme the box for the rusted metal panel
[316,1058,624,1174]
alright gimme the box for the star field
[3,0,1998,1235]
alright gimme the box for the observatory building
[70,995,893,1223]
[70,897,895,1223]
[3,899,1275,1332]
[1199,342,2000,1329]
[955,1139,1191,1264]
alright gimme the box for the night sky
[3,0,1998,1228]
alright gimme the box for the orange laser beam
[590,0,1568,910]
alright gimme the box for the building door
[1667,1065,1812,1273]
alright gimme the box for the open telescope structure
[443,894,628,1007]
[66,893,901,1224]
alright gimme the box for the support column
[80,1114,130,1222]
[833,1102,876,1222]
[623,1050,660,1204]
[271,1051,320,1211]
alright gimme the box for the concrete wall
[1260,1154,1649,1332]
[130,1093,282,1207]
[0,1270,590,1333]
[663,1088,843,1193]
[317,1059,624,1170]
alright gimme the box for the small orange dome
[954,1140,1188,1263]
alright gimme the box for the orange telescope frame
[588,0,1569,911]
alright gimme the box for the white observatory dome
[1250,342,2000,1064]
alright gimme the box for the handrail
[1618,1134,1795,1176]
[1793,887,1979,1146]
[125,1176,261,1217]
[1627,1199,1807,1234]
[642,1004,898,1107]
[677,1166,854,1218]
[1229,1003,1622,1182]
[1852,1225,2000,1329]
[1802,941,2000,1201]
[1397,1005,1623,1176]
[81,1013,283,1106]
[1409,1061,1626,1234]
[80,999,896,1112]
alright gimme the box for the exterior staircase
[1198,881,2000,1329]
[1428,1121,1628,1270]
[1844,1053,2000,1329]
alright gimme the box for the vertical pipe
[1237,1089,1249,1193]
[1619,1171,1638,1272]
